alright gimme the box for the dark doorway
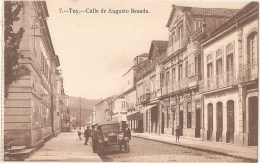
[216,102,223,142]
[179,111,183,136]
[195,109,201,137]
[172,112,175,135]
[249,97,258,146]
[207,103,213,141]
[161,113,164,134]
[227,100,234,143]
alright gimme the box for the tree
[4,1,30,98]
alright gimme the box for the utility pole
[79,97,81,127]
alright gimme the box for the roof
[152,40,168,51]
[202,2,259,45]
[138,53,149,57]
[148,40,168,60]
[166,4,239,27]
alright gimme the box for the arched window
[247,32,258,65]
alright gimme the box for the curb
[133,135,258,162]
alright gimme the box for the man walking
[91,125,99,153]
[77,127,82,140]
[84,126,91,145]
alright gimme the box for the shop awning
[140,104,156,113]
[127,112,143,121]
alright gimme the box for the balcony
[173,81,180,92]
[139,94,150,104]
[180,78,188,90]
[238,61,258,84]
[188,75,200,89]
[201,71,238,93]
[190,25,206,41]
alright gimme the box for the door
[195,109,201,137]
[161,113,164,134]
[179,111,183,136]
[249,97,258,146]
[216,102,223,142]
[208,104,213,140]
[172,112,175,135]
[227,100,234,143]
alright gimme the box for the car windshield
[101,124,119,135]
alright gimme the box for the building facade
[158,5,239,138]
[201,2,258,146]
[4,1,61,147]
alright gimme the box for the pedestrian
[84,126,91,145]
[77,127,82,140]
[91,125,99,153]
[120,124,131,151]
[175,125,180,142]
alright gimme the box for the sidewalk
[133,132,258,161]
[26,132,102,162]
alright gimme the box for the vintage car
[95,121,130,156]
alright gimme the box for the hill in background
[68,96,101,128]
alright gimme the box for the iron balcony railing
[201,71,238,92]
[238,61,258,83]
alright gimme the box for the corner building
[160,5,239,137]
[201,2,258,146]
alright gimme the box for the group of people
[77,124,131,153]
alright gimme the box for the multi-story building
[111,95,127,127]
[157,5,239,138]
[4,1,60,148]
[201,2,258,146]
[135,40,168,134]
[124,53,148,131]
[95,96,117,123]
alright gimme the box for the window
[185,60,188,78]
[207,63,213,79]
[187,102,192,128]
[166,71,170,87]
[178,64,182,81]
[195,21,204,30]
[178,25,183,42]
[172,68,176,82]
[248,32,257,65]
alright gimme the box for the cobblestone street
[101,137,251,162]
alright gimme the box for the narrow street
[25,132,101,162]
[101,137,250,162]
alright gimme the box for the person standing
[175,125,180,142]
[84,126,91,145]
[77,127,82,140]
[120,124,131,151]
[91,125,99,153]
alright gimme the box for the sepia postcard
[1,0,259,162]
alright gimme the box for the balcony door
[247,32,258,80]
[226,54,234,84]
[207,103,213,141]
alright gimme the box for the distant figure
[77,127,82,140]
[175,125,180,142]
[91,125,99,153]
[84,126,91,145]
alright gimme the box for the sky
[46,0,249,100]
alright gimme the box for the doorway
[216,102,223,142]
[248,97,258,146]
[195,109,201,137]
[227,100,234,143]
[161,113,164,134]
[179,111,183,136]
[207,103,213,140]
